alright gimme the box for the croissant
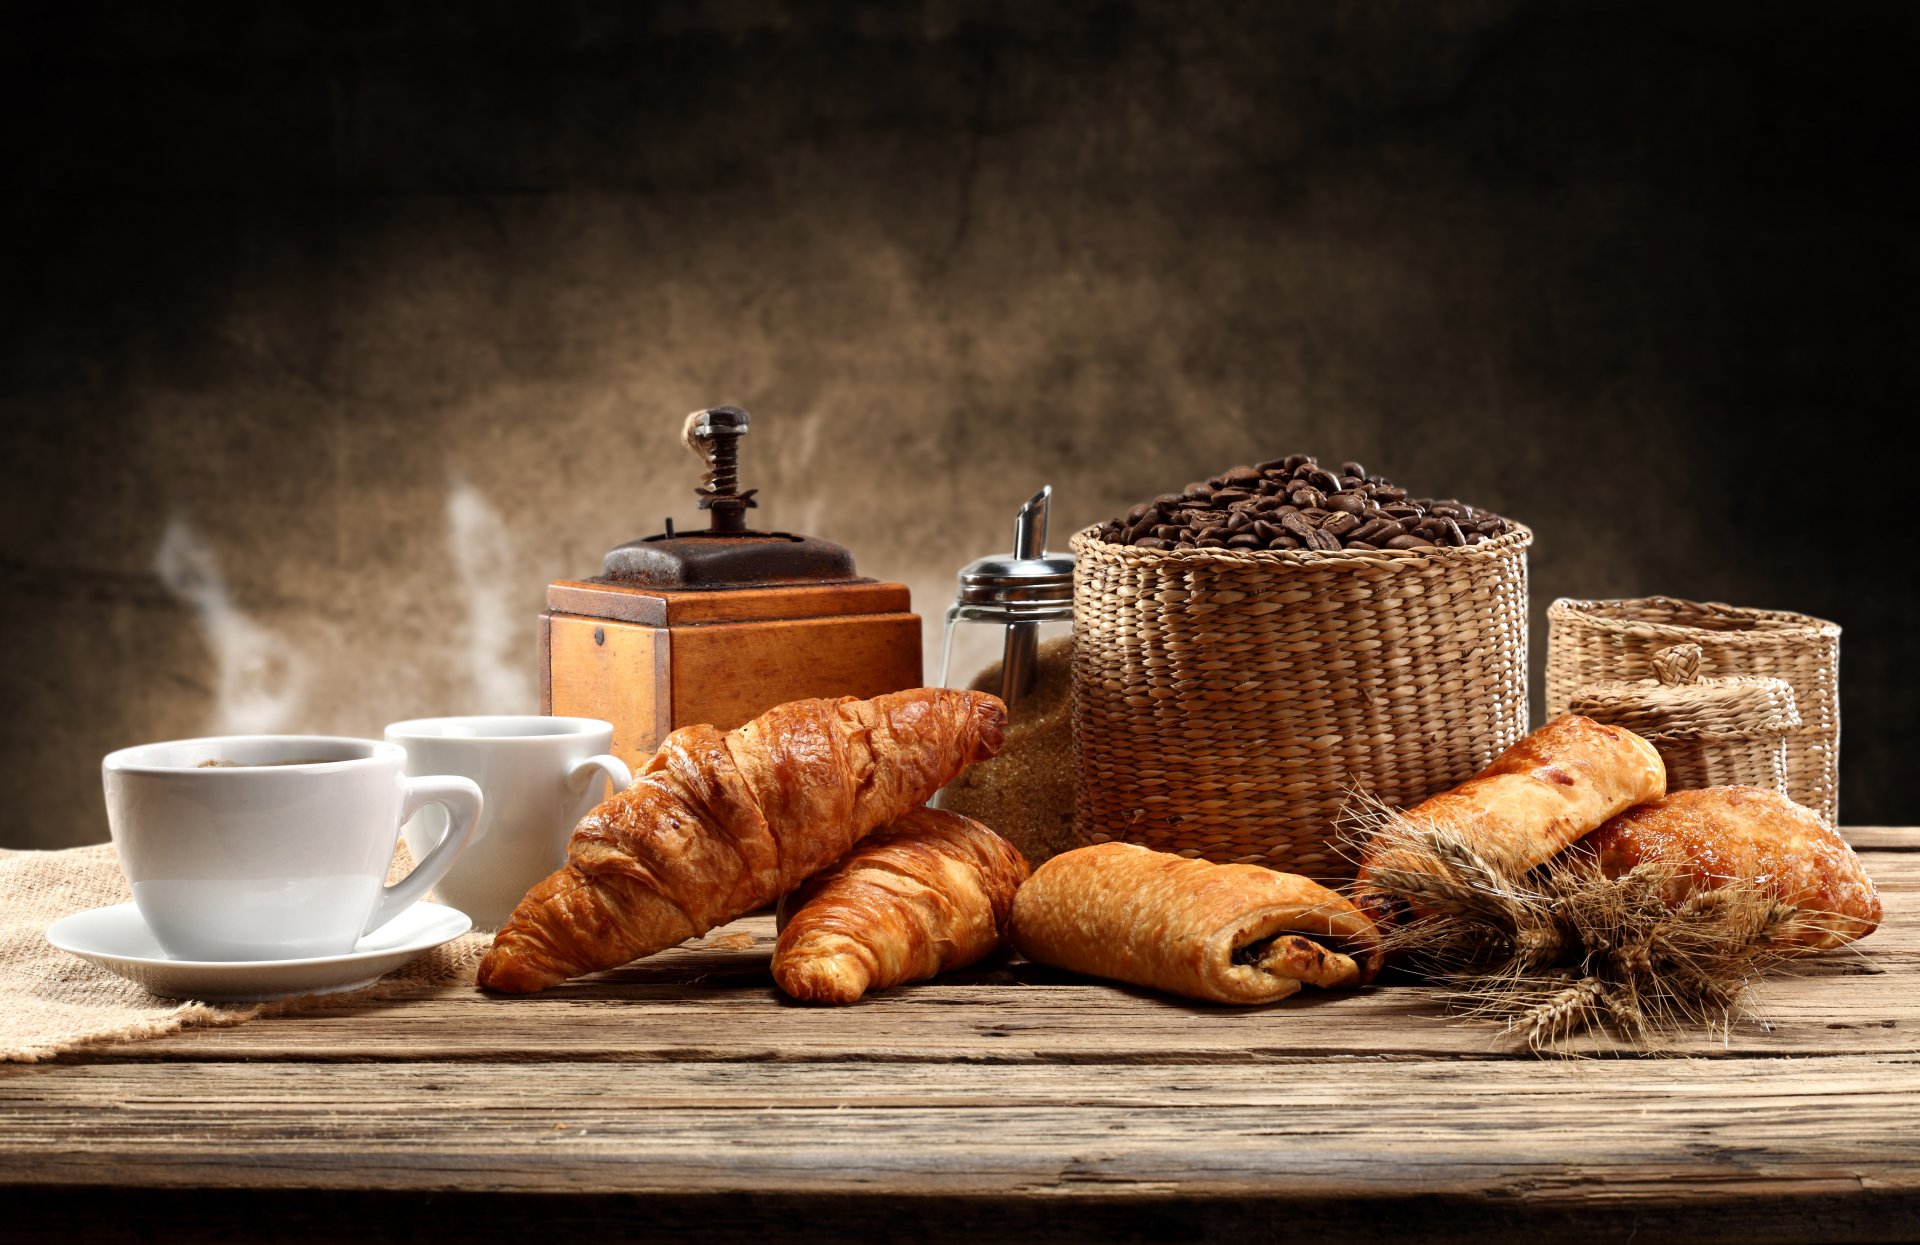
[1011,842,1381,1005]
[1572,785,1881,950]
[771,807,1029,1004]
[1356,715,1666,925]
[477,688,1007,993]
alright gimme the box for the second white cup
[383,716,632,929]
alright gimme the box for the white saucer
[46,902,473,1003]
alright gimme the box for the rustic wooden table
[4,829,1917,1244]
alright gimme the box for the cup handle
[568,753,633,818]
[364,774,485,937]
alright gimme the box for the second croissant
[773,808,1029,1004]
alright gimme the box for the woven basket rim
[1547,595,1839,641]
[1071,519,1534,566]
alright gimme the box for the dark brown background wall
[2,1,1912,848]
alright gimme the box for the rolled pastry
[1356,715,1666,921]
[773,807,1029,1004]
[1573,785,1880,950]
[1010,842,1380,1004]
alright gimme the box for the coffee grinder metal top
[540,406,923,769]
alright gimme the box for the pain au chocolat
[478,688,1006,993]
[1011,843,1381,1004]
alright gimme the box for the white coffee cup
[101,735,484,962]
[383,716,632,929]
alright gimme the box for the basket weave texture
[1546,597,1840,822]
[1070,523,1533,882]
[1566,643,1801,796]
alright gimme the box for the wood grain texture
[546,612,670,765]
[667,612,924,735]
[2,842,1917,1244]
[546,579,913,626]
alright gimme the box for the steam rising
[154,514,305,734]
[447,475,536,713]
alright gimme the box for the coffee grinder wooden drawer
[540,581,923,771]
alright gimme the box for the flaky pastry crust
[478,689,1006,993]
[1575,785,1880,950]
[1010,842,1380,1005]
[772,807,1029,1004]
[1356,715,1666,923]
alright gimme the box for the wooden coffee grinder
[539,405,924,770]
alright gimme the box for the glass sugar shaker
[939,486,1076,715]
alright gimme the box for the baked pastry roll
[1356,715,1666,922]
[772,807,1029,1004]
[478,688,1006,993]
[1574,785,1880,950]
[1010,842,1380,1005]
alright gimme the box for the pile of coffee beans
[1093,456,1511,553]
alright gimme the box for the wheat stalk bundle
[1342,796,1852,1051]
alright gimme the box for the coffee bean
[1281,511,1317,541]
[1101,457,1508,552]
[1134,537,1168,550]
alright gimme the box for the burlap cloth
[0,842,491,1063]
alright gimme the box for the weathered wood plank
[5,1056,1919,1198]
[59,847,1916,1063]
[1843,826,1920,851]
[2,846,1917,1243]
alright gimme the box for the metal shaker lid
[954,486,1076,612]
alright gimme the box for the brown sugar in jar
[938,635,1078,866]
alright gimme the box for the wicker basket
[1566,643,1801,796]
[1546,596,1840,822]
[1070,523,1533,882]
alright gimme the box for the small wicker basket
[1071,523,1533,883]
[1546,596,1840,822]
[1567,643,1801,795]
